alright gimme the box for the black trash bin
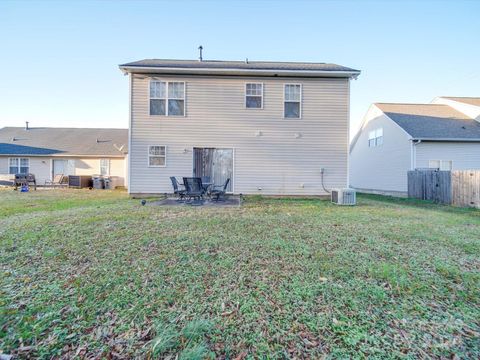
[92,176,104,189]
[104,177,112,190]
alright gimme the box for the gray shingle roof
[375,103,480,140]
[0,127,128,156]
[441,97,480,107]
[119,59,360,77]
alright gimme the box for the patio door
[52,159,75,179]
[193,148,233,192]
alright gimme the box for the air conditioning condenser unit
[331,188,356,205]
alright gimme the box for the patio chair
[45,174,67,187]
[170,176,186,201]
[183,177,205,206]
[14,173,37,191]
[210,178,230,202]
[201,176,212,192]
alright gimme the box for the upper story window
[168,82,185,116]
[150,81,185,116]
[148,145,166,167]
[284,84,301,118]
[368,128,383,147]
[100,159,110,176]
[150,81,166,115]
[245,83,263,109]
[9,158,29,174]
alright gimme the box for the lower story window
[9,158,29,174]
[100,159,110,175]
[428,160,452,171]
[148,145,166,167]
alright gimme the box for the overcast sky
[1,0,478,138]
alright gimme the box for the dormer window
[245,83,263,109]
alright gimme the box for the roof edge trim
[118,65,361,79]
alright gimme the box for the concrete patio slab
[147,196,241,207]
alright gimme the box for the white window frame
[148,145,167,167]
[368,131,376,147]
[9,157,29,174]
[441,160,453,171]
[100,158,110,176]
[375,128,383,146]
[368,128,383,147]
[245,83,263,109]
[283,83,302,119]
[149,80,186,117]
[429,160,453,171]
[149,80,166,116]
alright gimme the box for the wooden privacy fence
[408,170,480,208]
[451,170,480,208]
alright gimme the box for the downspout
[346,78,351,188]
[411,139,422,170]
[127,73,132,193]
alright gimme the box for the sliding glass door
[52,159,75,178]
[193,148,233,192]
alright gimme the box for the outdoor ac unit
[331,188,356,205]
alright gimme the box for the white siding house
[120,59,360,196]
[349,105,412,194]
[350,97,480,195]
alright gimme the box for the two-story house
[349,96,480,195]
[119,59,360,196]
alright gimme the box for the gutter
[118,65,361,79]
[411,138,480,142]
[0,154,126,158]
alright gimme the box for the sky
[0,0,479,139]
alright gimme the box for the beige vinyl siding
[349,106,412,194]
[0,156,126,186]
[415,142,480,170]
[129,75,349,195]
[129,75,350,195]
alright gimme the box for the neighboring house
[0,126,128,186]
[119,59,360,196]
[350,97,480,195]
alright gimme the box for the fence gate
[407,170,452,204]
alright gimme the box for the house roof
[440,97,480,107]
[0,127,128,157]
[375,103,480,141]
[119,59,360,78]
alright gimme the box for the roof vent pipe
[25,121,29,130]
[198,45,203,62]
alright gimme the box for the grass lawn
[0,189,479,359]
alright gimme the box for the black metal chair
[183,177,205,206]
[201,176,212,192]
[210,178,230,202]
[14,173,37,191]
[170,177,186,201]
